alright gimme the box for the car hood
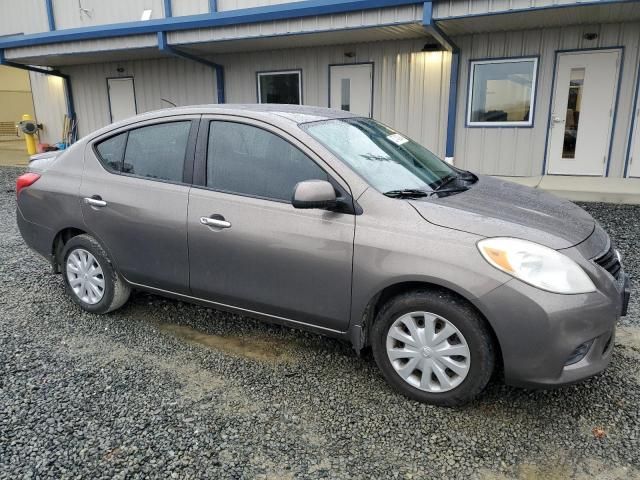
[409,175,595,250]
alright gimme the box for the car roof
[86,104,358,142]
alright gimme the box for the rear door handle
[84,196,107,208]
[200,215,231,229]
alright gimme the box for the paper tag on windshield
[387,133,408,146]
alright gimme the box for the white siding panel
[434,0,602,19]
[5,35,158,61]
[171,0,210,16]
[52,0,165,29]
[0,0,49,36]
[63,57,216,137]
[452,21,640,177]
[168,6,423,44]
[29,72,67,144]
[216,39,449,156]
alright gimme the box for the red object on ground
[16,173,41,197]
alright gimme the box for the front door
[628,98,640,177]
[547,50,621,176]
[107,77,137,123]
[187,117,355,332]
[329,63,373,117]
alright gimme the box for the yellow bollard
[22,114,37,155]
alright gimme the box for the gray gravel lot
[1,165,639,479]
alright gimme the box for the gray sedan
[15,105,631,406]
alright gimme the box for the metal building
[1,0,639,179]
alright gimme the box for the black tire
[371,289,495,407]
[61,234,130,314]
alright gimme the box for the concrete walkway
[0,140,29,167]
[496,175,640,205]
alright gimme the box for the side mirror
[292,180,337,210]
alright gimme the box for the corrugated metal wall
[434,0,595,18]
[29,72,67,144]
[168,5,423,45]
[451,21,640,177]
[171,0,210,16]
[0,0,49,36]
[62,56,216,137]
[218,0,305,11]
[216,39,449,155]
[62,39,450,156]
[52,0,165,29]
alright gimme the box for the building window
[257,70,302,105]
[467,58,538,127]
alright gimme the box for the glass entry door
[546,50,620,176]
[329,63,373,117]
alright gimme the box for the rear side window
[123,122,191,182]
[206,121,327,201]
[95,133,126,171]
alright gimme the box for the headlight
[477,237,596,294]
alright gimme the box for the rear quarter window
[95,133,127,171]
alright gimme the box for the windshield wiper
[429,186,469,196]
[432,173,459,192]
[383,189,430,198]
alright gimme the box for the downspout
[423,1,459,164]
[157,31,225,104]
[209,0,218,12]
[0,49,75,121]
[45,0,56,31]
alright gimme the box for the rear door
[187,116,355,331]
[80,116,199,293]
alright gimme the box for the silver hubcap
[386,311,471,393]
[66,249,105,305]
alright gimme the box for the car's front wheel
[371,289,495,406]
[61,234,130,314]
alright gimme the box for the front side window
[122,122,191,182]
[302,118,455,193]
[207,121,327,201]
[468,58,538,127]
[257,70,302,105]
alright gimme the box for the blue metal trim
[624,60,640,177]
[209,0,218,13]
[464,56,540,129]
[542,47,625,177]
[423,1,460,159]
[157,32,225,103]
[445,51,459,158]
[163,0,172,17]
[0,49,75,118]
[0,0,424,49]
[45,0,56,31]
[433,0,639,22]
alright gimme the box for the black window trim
[256,69,303,105]
[193,117,360,215]
[92,117,200,187]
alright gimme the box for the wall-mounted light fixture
[421,42,443,52]
[583,32,598,41]
[116,66,125,73]
[344,52,356,58]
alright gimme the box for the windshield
[302,118,455,193]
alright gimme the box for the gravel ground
[1,165,639,479]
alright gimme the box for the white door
[628,101,640,177]
[107,77,137,123]
[547,50,620,176]
[329,64,373,117]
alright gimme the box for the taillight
[16,173,41,197]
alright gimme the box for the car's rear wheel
[371,289,494,406]
[61,234,130,314]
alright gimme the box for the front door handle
[552,115,565,124]
[200,215,231,229]
[84,196,107,208]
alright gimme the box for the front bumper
[477,269,629,389]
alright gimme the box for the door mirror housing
[292,180,337,210]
